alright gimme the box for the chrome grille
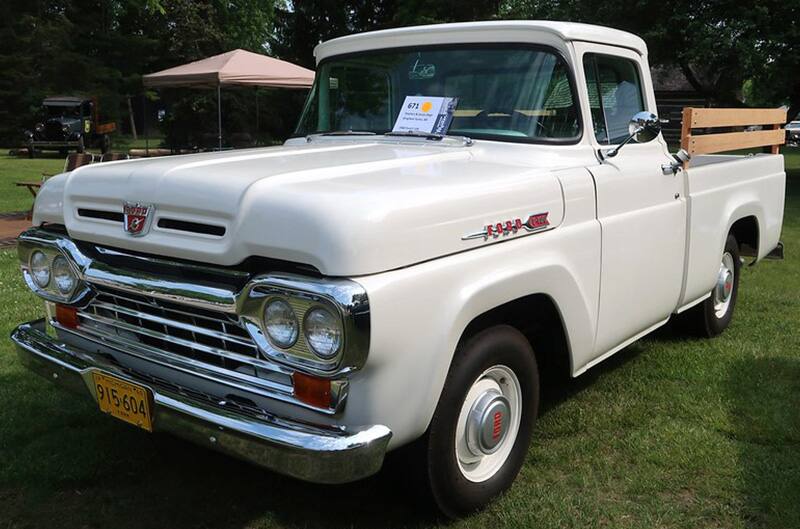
[76,285,292,392]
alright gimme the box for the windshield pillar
[317,72,330,132]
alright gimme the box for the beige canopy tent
[143,49,314,149]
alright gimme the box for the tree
[271,0,503,69]
[502,0,800,120]
[0,0,281,144]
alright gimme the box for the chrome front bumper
[11,319,392,484]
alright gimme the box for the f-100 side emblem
[123,202,155,237]
[462,212,551,241]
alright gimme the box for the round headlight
[29,251,50,288]
[264,298,299,349]
[303,307,342,360]
[52,255,77,295]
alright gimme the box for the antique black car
[25,96,116,157]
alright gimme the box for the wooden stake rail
[680,107,787,157]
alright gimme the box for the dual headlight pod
[242,275,370,375]
[263,297,343,360]
[27,250,80,297]
[20,237,87,304]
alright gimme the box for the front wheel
[680,234,741,337]
[422,325,539,518]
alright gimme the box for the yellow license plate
[91,372,153,432]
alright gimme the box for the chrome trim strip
[84,261,239,313]
[12,320,391,484]
[94,246,250,280]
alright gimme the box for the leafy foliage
[503,0,800,119]
[0,0,280,144]
[271,0,502,68]
[0,0,798,145]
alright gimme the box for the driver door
[575,43,687,359]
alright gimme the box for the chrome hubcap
[713,252,735,318]
[466,390,510,455]
[455,365,522,482]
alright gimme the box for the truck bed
[680,152,785,307]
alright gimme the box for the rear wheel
[680,234,741,337]
[422,325,539,518]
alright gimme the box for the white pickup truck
[13,21,786,516]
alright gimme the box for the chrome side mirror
[629,111,662,143]
[600,111,663,160]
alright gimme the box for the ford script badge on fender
[462,212,551,241]
[123,202,155,237]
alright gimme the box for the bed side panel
[680,154,785,307]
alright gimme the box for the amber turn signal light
[55,304,79,329]
[292,372,332,409]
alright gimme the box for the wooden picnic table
[15,181,42,219]
[13,154,122,219]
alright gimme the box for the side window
[582,54,645,144]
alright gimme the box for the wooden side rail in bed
[680,107,787,157]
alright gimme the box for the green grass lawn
[0,150,799,528]
[0,155,65,214]
[0,136,163,214]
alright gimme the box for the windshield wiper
[383,131,444,140]
[314,130,377,136]
[384,131,473,145]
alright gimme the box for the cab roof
[42,96,87,107]
[314,21,648,62]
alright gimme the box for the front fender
[341,220,600,449]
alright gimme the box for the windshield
[294,46,581,143]
[45,105,81,119]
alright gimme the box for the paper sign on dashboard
[392,96,458,135]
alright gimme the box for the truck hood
[37,139,567,276]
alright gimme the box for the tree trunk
[679,62,714,101]
[786,85,800,124]
[127,96,138,140]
